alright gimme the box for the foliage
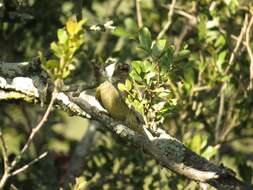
[40,18,86,87]
[118,27,180,131]
[0,0,253,189]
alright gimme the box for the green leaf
[216,50,227,73]
[151,39,167,58]
[139,27,152,52]
[145,72,156,85]
[130,71,142,83]
[225,0,239,13]
[183,63,195,85]
[50,42,63,58]
[132,99,144,115]
[158,90,170,98]
[124,18,138,31]
[62,68,71,78]
[118,83,126,91]
[131,61,142,74]
[169,98,177,106]
[76,19,86,32]
[143,60,154,73]
[152,102,166,112]
[198,14,208,41]
[214,35,226,48]
[174,50,190,62]
[202,146,218,160]
[38,51,46,65]
[111,27,132,38]
[57,29,68,44]
[125,79,132,91]
[45,59,58,69]
[189,134,202,154]
[160,51,173,72]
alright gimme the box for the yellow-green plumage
[96,81,143,133]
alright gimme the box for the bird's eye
[119,64,130,73]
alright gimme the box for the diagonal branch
[68,95,251,190]
[245,15,253,89]
[157,0,177,40]
[0,61,252,190]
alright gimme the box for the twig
[215,85,225,143]
[224,14,249,74]
[11,87,57,168]
[70,95,251,189]
[0,131,10,189]
[11,152,48,176]
[0,88,56,189]
[219,27,247,47]
[219,114,238,143]
[215,14,249,144]
[136,0,143,28]
[245,15,253,89]
[157,0,177,40]
[0,131,9,170]
[163,3,250,53]
[161,4,197,24]
[192,85,210,92]
[166,77,180,99]
[175,24,193,52]
[10,184,18,190]
[94,0,122,55]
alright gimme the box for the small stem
[215,88,225,143]
[11,152,48,176]
[215,13,249,144]
[0,132,10,190]
[157,0,177,40]
[224,14,249,74]
[136,0,143,28]
[11,87,57,168]
[245,15,253,89]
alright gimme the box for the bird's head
[104,61,130,84]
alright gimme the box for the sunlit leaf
[202,146,218,160]
[125,79,132,91]
[50,42,63,58]
[66,18,78,36]
[118,83,126,91]
[112,27,132,38]
[198,14,208,40]
[189,134,202,154]
[139,27,152,52]
[57,29,68,44]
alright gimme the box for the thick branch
[0,61,251,190]
[69,96,251,190]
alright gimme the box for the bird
[95,63,144,134]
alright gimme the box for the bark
[0,60,252,190]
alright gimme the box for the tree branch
[157,0,177,40]
[0,60,252,190]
